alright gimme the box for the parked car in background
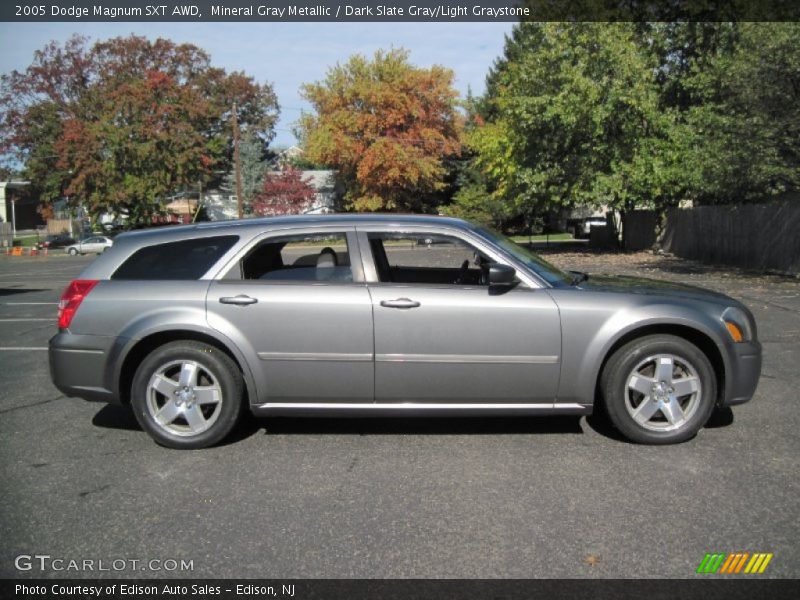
[49,215,761,449]
[37,234,75,251]
[567,215,607,239]
[65,235,114,255]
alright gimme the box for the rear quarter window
[111,235,239,280]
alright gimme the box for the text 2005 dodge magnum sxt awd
[49,215,761,448]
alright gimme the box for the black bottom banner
[2,579,800,600]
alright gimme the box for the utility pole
[11,198,16,239]
[232,101,244,219]
[193,178,203,223]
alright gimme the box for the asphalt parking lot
[0,249,798,579]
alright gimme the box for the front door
[361,230,562,404]
[207,228,374,404]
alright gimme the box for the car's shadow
[258,415,584,436]
[584,405,735,442]
[93,403,733,445]
[0,287,51,296]
[705,407,735,428]
[91,404,263,446]
[92,404,584,443]
[92,404,139,430]
[584,409,628,442]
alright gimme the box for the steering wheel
[455,259,470,285]
[474,253,490,285]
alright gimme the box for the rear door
[359,227,562,405]
[206,227,374,405]
[83,236,108,253]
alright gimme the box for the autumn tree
[0,35,278,225]
[298,48,462,212]
[252,167,316,216]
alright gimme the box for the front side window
[367,232,491,286]
[236,232,353,283]
[473,226,571,286]
[112,235,239,280]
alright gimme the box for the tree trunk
[622,199,638,250]
[652,204,673,253]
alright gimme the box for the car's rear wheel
[131,341,243,449]
[601,334,717,444]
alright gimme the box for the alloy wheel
[146,360,223,437]
[625,354,702,432]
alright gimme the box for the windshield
[474,226,572,286]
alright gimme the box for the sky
[0,22,514,147]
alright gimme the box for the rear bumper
[722,340,762,407]
[49,332,119,403]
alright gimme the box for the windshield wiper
[569,270,589,286]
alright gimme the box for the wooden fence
[624,201,800,274]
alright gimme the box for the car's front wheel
[131,341,243,449]
[68,247,78,256]
[601,334,717,444]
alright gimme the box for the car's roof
[113,214,476,244]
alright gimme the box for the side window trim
[215,227,365,285]
[354,226,539,289]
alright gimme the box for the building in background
[0,180,42,232]
[202,169,341,220]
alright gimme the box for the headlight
[722,307,753,343]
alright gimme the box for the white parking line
[0,318,55,322]
[0,271,76,277]
[3,302,58,305]
[0,347,48,350]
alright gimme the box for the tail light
[58,279,99,329]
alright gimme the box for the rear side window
[234,233,353,283]
[112,236,239,280]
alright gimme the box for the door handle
[380,298,421,309]
[219,295,258,306]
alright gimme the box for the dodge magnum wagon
[49,215,761,448]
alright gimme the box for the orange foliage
[299,49,462,212]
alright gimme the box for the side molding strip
[258,352,373,362]
[375,354,560,364]
[257,353,560,364]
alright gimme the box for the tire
[130,341,244,449]
[600,334,717,444]
[68,247,78,256]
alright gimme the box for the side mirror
[488,263,516,286]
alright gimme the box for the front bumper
[49,332,117,403]
[722,340,762,407]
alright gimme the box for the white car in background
[65,235,114,255]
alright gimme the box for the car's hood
[575,273,737,306]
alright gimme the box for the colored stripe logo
[697,552,773,574]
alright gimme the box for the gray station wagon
[49,215,761,448]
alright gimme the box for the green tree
[680,23,800,203]
[473,23,668,242]
[297,48,462,212]
[638,22,739,112]
[222,131,268,215]
[0,35,278,225]
[439,89,510,229]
